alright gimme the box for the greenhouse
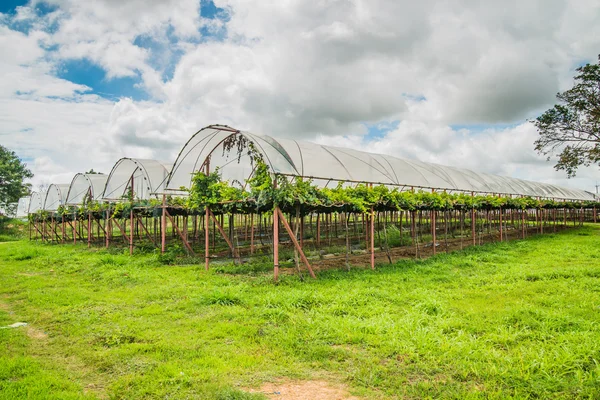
[66,173,109,205]
[44,184,70,211]
[167,125,595,200]
[26,125,599,279]
[16,197,30,218]
[28,192,45,213]
[102,158,170,201]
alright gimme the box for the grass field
[1,224,599,399]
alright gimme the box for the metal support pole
[370,207,375,270]
[161,194,166,254]
[273,206,280,281]
[316,214,320,246]
[88,212,91,248]
[129,209,134,255]
[72,212,76,244]
[205,206,210,270]
[106,208,110,248]
[250,213,255,254]
[499,207,503,241]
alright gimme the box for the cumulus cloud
[1,0,600,193]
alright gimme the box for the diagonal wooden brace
[94,217,106,236]
[111,218,130,243]
[135,215,157,247]
[66,220,83,240]
[165,210,195,256]
[276,207,316,279]
[207,209,241,264]
[32,221,44,238]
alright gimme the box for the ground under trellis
[28,204,598,280]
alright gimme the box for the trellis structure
[21,124,599,280]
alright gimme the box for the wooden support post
[432,210,437,255]
[165,211,195,255]
[205,206,210,270]
[300,213,304,249]
[161,194,166,253]
[32,219,44,239]
[250,213,255,254]
[499,207,503,241]
[111,218,130,243]
[136,215,157,246]
[129,210,134,255]
[105,208,110,248]
[88,212,92,248]
[277,208,316,279]
[273,206,280,281]
[207,210,240,262]
[370,207,375,270]
[316,213,321,247]
[471,208,476,246]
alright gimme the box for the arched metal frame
[166,125,596,201]
[102,158,169,201]
[66,173,109,205]
[16,197,31,217]
[28,192,45,213]
[43,184,70,211]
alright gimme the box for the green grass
[0,218,27,242]
[1,225,600,399]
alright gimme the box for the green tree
[533,55,600,177]
[85,168,102,174]
[0,145,33,209]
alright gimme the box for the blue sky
[0,0,598,192]
[3,0,228,102]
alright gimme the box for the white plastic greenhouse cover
[44,184,70,211]
[166,125,596,201]
[103,158,169,201]
[66,173,108,205]
[16,197,30,217]
[29,192,45,213]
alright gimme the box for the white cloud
[1,0,600,195]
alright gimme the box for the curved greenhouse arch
[16,197,30,217]
[166,124,595,201]
[66,173,109,205]
[28,192,45,213]
[103,158,169,201]
[44,184,70,211]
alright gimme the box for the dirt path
[250,380,361,400]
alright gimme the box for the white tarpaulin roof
[66,173,108,205]
[16,197,30,217]
[103,158,169,201]
[44,184,70,211]
[166,125,595,201]
[28,192,45,213]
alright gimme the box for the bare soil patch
[26,326,48,340]
[251,380,360,400]
[0,301,10,312]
